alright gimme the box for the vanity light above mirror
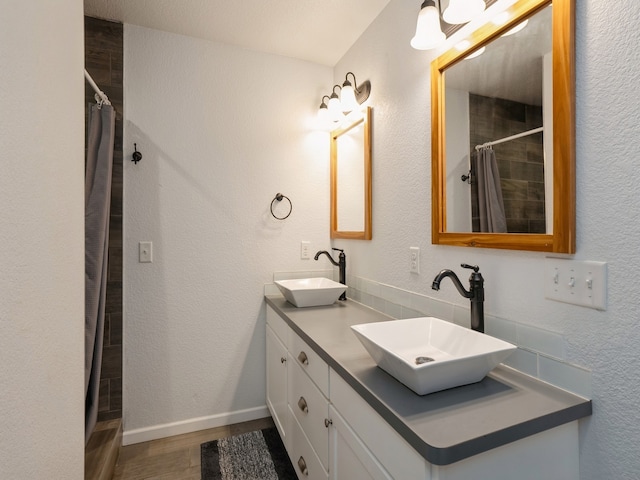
[317,72,371,129]
[411,0,500,51]
[317,73,373,240]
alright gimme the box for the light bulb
[328,93,344,122]
[340,80,358,112]
[317,105,329,122]
[410,1,446,50]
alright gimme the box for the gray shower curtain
[85,103,115,444]
[474,147,507,233]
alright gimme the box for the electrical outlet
[301,241,310,260]
[544,258,607,310]
[410,247,420,274]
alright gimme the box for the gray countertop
[265,295,592,466]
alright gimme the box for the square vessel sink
[351,317,516,395]
[274,277,346,308]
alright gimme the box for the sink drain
[415,356,435,365]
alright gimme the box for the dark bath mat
[201,427,297,480]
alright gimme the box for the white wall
[0,0,85,478]
[333,0,640,478]
[122,25,333,441]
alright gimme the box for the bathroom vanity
[265,296,591,480]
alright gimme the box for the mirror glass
[431,0,575,252]
[445,6,551,233]
[331,107,372,240]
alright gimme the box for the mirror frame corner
[431,0,575,253]
[330,106,373,240]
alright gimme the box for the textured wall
[334,0,640,478]
[0,0,85,478]
[123,25,332,437]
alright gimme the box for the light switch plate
[544,258,607,310]
[139,241,153,263]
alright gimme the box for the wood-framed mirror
[330,106,372,240]
[431,0,575,252]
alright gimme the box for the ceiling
[83,0,392,66]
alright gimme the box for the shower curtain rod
[475,126,543,151]
[84,69,111,106]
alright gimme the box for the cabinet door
[328,406,392,480]
[266,325,288,445]
[288,355,329,469]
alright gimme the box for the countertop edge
[264,295,593,466]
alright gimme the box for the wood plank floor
[112,417,275,480]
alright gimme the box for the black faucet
[432,264,485,333]
[314,248,347,300]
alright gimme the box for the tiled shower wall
[469,94,545,233]
[85,16,123,421]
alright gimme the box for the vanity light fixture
[316,73,372,125]
[411,0,446,50]
[410,0,492,51]
[341,72,371,112]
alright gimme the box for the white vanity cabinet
[265,304,583,480]
[267,306,330,480]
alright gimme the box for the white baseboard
[122,405,271,446]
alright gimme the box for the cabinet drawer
[267,305,292,350]
[291,333,329,396]
[289,357,330,469]
[289,407,329,480]
[329,369,430,480]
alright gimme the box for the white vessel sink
[275,277,346,308]
[351,317,516,395]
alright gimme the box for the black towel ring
[270,193,292,220]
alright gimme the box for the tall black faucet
[314,248,346,300]
[432,264,484,333]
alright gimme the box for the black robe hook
[132,143,142,164]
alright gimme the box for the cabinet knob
[297,396,309,414]
[324,418,333,428]
[280,357,286,364]
[298,351,309,365]
[297,456,309,476]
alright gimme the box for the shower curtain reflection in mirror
[84,102,115,444]
[473,147,507,233]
